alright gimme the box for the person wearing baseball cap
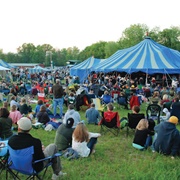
[8,117,66,179]
[54,118,74,151]
[153,116,180,158]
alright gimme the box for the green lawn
[1,102,180,180]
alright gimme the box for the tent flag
[92,37,180,74]
[70,57,103,83]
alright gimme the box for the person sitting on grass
[34,99,44,116]
[63,104,81,128]
[9,104,22,125]
[72,122,101,157]
[54,118,74,151]
[85,103,101,125]
[36,105,50,125]
[19,97,32,115]
[132,119,154,150]
[0,108,13,140]
[153,116,180,159]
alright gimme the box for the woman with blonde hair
[132,119,154,150]
[149,91,161,105]
[72,123,101,157]
[160,94,170,106]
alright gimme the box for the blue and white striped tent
[0,59,16,69]
[28,66,50,74]
[92,37,180,74]
[70,57,103,83]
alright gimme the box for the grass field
[1,102,180,180]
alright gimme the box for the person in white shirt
[72,122,101,157]
[160,108,170,122]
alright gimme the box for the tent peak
[144,36,151,39]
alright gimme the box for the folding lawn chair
[7,146,62,180]
[146,104,161,124]
[92,98,105,112]
[25,84,32,94]
[99,111,120,136]
[126,113,145,136]
[38,93,49,103]
[0,140,9,176]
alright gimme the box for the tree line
[0,24,180,67]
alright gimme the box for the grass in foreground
[1,102,180,180]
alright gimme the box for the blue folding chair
[0,140,8,175]
[7,146,62,180]
[25,84,32,94]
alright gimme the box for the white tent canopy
[0,65,10,71]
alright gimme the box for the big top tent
[70,57,103,83]
[92,37,180,75]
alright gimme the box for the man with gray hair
[63,104,81,128]
[52,79,64,118]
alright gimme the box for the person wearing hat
[153,116,180,158]
[54,118,75,151]
[8,117,66,180]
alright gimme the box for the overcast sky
[0,0,179,53]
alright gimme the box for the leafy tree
[158,26,180,51]
[118,24,149,49]
[149,26,161,42]
[17,43,36,63]
[79,41,107,60]
[0,49,6,60]
[104,41,120,58]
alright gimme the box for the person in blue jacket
[153,116,180,158]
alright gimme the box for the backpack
[120,117,128,129]
[63,148,80,160]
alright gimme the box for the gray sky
[0,0,179,53]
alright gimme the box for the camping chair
[0,93,7,102]
[75,94,90,111]
[38,93,49,103]
[99,111,120,136]
[146,104,161,124]
[117,96,128,109]
[92,98,105,112]
[126,113,145,136]
[7,146,62,180]
[101,94,113,105]
[25,84,32,94]
[0,140,9,176]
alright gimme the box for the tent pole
[145,69,148,86]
